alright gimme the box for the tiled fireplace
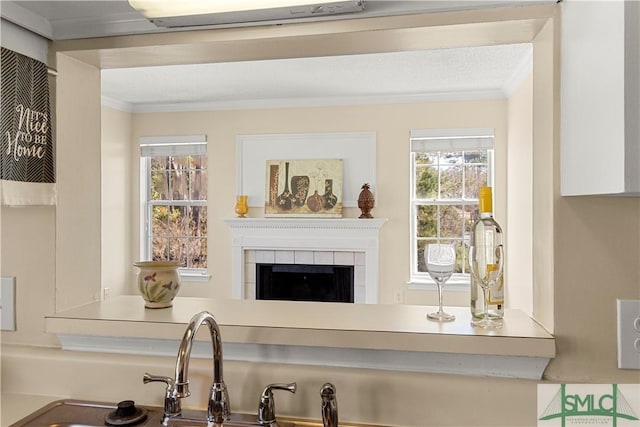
[224,218,386,304]
[249,249,360,302]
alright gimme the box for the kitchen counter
[45,295,555,379]
[1,393,63,426]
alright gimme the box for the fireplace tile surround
[246,249,364,302]
[224,218,386,304]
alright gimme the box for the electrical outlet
[1,277,16,331]
[617,299,640,369]
[394,290,403,304]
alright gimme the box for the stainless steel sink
[40,425,104,427]
[10,399,378,427]
[41,425,102,427]
[10,400,156,427]
[8,399,296,427]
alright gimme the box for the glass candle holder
[235,195,248,217]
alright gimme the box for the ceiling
[100,44,533,112]
[1,1,546,112]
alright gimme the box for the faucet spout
[175,311,229,425]
[320,383,338,427]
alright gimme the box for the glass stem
[483,284,489,320]
[437,281,444,313]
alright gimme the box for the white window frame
[139,135,209,280]
[409,128,495,289]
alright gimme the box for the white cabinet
[561,0,640,196]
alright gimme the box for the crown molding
[101,96,134,113]
[102,89,507,113]
[1,2,53,40]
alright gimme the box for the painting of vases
[265,159,343,217]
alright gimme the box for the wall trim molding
[55,334,550,380]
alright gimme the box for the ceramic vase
[307,190,323,212]
[134,261,182,308]
[322,179,338,210]
[276,161,295,210]
[235,195,248,217]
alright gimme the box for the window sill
[180,271,211,282]
[44,295,555,380]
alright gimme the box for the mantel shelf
[45,296,555,381]
[224,218,387,230]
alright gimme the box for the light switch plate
[1,277,16,331]
[617,299,640,369]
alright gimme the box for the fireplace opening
[256,263,354,303]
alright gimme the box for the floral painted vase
[134,261,182,308]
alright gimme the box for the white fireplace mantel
[224,218,387,303]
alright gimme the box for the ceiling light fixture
[129,0,365,28]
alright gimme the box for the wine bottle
[469,186,504,327]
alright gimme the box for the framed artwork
[265,159,343,217]
[236,132,375,208]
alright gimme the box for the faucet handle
[257,382,297,426]
[143,373,181,418]
[143,373,174,387]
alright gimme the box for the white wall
[507,72,533,314]
[101,106,132,297]
[54,53,102,312]
[123,99,509,304]
[1,18,58,347]
[531,16,556,331]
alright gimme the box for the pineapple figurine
[357,183,375,219]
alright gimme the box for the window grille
[410,128,494,285]
[139,135,208,277]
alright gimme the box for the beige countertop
[1,393,63,426]
[45,295,554,357]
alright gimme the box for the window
[410,129,494,285]
[140,135,208,278]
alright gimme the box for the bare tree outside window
[147,154,208,269]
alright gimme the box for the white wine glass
[425,243,457,322]
[468,244,504,329]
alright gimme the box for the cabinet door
[561,0,640,196]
